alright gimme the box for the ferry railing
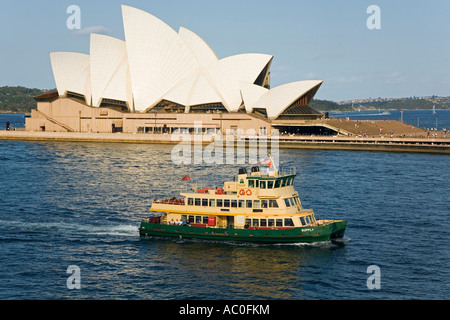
[279,167,296,176]
[259,167,296,177]
[153,198,185,206]
[180,182,220,193]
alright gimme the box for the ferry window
[261,200,268,208]
[182,215,187,222]
[305,216,311,224]
[189,215,195,223]
[245,219,251,226]
[281,179,286,187]
[217,199,223,207]
[246,200,252,208]
[276,219,283,227]
[269,200,278,208]
[284,199,291,207]
[274,179,281,188]
[224,199,230,207]
[252,219,259,227]
[260,219,267,227]
[255,180,259,188]
[289,198,295,206]
[202,199,208,206]
[231,200,237,208]
[238,200,245,208]
[188,198,193,205]
[310,215,316,223]
[288,178,293,186]
[203,216,209,224]
[209,199,216,207]
[267,180,274,189]
[196,216,202,224]
[254,200,260,209]
[260,181,266,189]
[248,179,255,188]
[284,218,294,227]
[300,217,306,226]
[195,198,201,206]
[268,219,275,227]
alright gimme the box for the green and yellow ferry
[139,158,347,243]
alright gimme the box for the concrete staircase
[36,110,75,132]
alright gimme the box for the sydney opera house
[27,5,327,135]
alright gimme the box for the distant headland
[0,86,449,114]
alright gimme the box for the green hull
[139,220,347,243]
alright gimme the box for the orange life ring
[246,189,252,196]
[239,189,246,196]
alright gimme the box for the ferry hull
[139,220,347,244]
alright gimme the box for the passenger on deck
[169,219,175,225]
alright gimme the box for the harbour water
[0,140,449,300]
[0,113,26,130]
[330,109,450,131]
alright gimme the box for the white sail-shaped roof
[163,70,223,107]
[179,27,218,68]
[253,80,324,119]
[48,5,323,118]
[50,52,91,105]
[240,82,269,114]
[207,54,273,112]
[122,5,199,112]
[90,34,132,108]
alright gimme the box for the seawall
[1,131,449,154]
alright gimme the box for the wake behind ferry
[139,156,347,243]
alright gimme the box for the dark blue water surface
[0,141,449,300]
[0,113,25,130]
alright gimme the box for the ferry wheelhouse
[139,158,347,243]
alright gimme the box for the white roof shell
[179,27,218,68]
[49,5,323,118]
[122,5,199,112]
[50,52,92,105]
[207,54,273,112]
[90,34,132,108]
[240,82,269,114]
[251,80,324,119]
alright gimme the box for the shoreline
[1,131,449,154]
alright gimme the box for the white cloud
[72,25,111,36]
[306,72,318,79]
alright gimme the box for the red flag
[182,175,191,181]
[263,159,272,168]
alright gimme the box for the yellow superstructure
[151,159,319,230]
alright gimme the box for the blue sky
[0,0,449,101]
